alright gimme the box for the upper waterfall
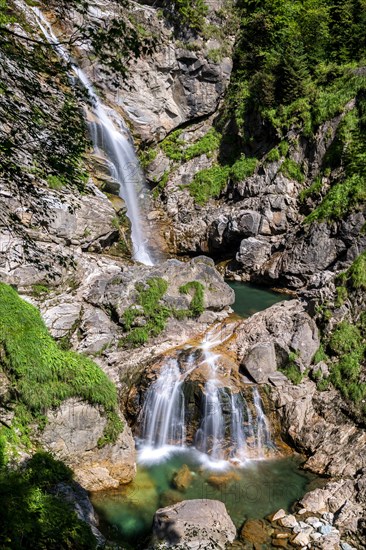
[31,7,154,266]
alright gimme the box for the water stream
[31,7,154,266]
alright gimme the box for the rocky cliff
[0,0,365,548]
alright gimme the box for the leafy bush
[230,156,257,182]
[0,283,122,445]
[280,158,305,183]
[0,449,96,549]
[189,164,230,205]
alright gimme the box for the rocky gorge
[0,0,365,549]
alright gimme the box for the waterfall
[141,359,185,448]
[139,333,276,465]
[30,8,154,266]
[230,392,248,459]
[253,387,274,457]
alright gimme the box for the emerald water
[92,450,316,549]
[92,283,312,548]
[227,281,289,318]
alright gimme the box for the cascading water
[253,386,274,457]
[30,7,154,266]
[141,359,185,449]
[139,329,275,465]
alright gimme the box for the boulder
[241,342,277,383]
[153,499,236,549]
[236,237,272,269]
[39,399,136,491]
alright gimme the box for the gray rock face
[230,300,320,382]
[86,256,235,321]
[242,342,277,384]
[236,237,272,270]
[153,499,236,549]
[40,399,136,491]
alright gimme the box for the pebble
[319,524,333,536]
[310,532,322,541]
[291,532,310,547]
[271,509,287,521]
[305,516,321,527]
[297,508,307,515]
[279,514,298,528]
[322,512,334,524]
[341,543,356,550]
[275,533,290,539]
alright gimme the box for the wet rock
[172,464,193,492]
[153,499,236,549]
[207,470,241,488]
[240,519,270,544]
[279,515,298,529]
[291,531,310,546]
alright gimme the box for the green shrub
[184,128,221,161]
[317,377,330,392]
[280,158,305,183]
[189,164,230,204]
[278,141,290,157]
[281,363,303,385]
[179,281,205,317]
[335,285,348,307]
[230,156,257,182]
[0,283,122,445]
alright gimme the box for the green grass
[0,448,97,549]
[121,278,206,347]
[347,251,366,290]
[305,174,366,222]
[266,147,280,162]
[179,281,205,317]
[184,128,222,161]
[160,128,221,164]
[299,176,323,202]
[230,156,257,182]
[188,164,230,205]
[327,321,366,403]
[0,283,122,446]
[280,158,305,183]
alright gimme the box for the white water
[139,333,275,466]
[141,359,185,449]
[31,8,154,266]
[253,387,274,457]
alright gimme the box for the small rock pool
[91,283,312,548]
[227,281,290,318]
[91,450,318,549]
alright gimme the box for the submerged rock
[153,499,236,549]
[172,464,193,492]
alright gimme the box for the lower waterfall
[138,332,276,465]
